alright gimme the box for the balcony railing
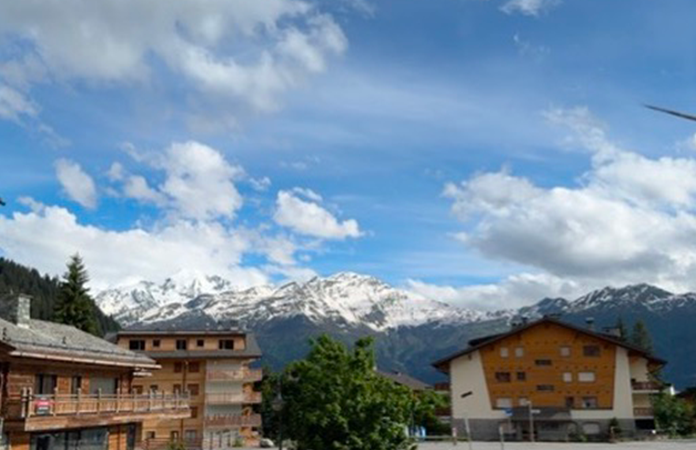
[205,392,262,405]
[206,368,263,382]
[204,413,262,428]
[7,389,190,419]
[634,407,654,417]
[632,381,662,392]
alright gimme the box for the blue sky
[2,0,696,309]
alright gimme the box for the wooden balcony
[634,407,654,418]
[5,389,190,432]
[206,368,263,382]
[205,391,262,405]
[204,413,262,428]
[632,381,662,392]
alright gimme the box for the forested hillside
[0,258,120,336]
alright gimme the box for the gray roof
[377,369,431,391]
[0,317,157,369]
[140,334,262,360]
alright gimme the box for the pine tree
[54,254,99,335]
[616,317,628,341]
[630,320,654,354]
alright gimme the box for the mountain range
[95,272,696,388]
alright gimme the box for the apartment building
[433,316,665,441]
[0,294,189,450]
[116,328,263,448]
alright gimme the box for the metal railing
[8,388,189,419]
[204,391,262,405]
[206,368,263,382]
[634,407,654,417]
[631,381,661,391]
[204,413,262,428]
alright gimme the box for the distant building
[116,328,263,447]
[433,316,665,441]
[377,369,431,393]
[0,293,189,450]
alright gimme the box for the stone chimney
[585,317,595,331]
[9,293,31,328]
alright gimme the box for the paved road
[417,441,696,450]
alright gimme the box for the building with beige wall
[116,328,262,448]
[433,317,665,441]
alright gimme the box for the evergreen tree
[616,317,628,341]
[54,254,99,335]
[630,320,654,353]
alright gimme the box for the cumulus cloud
[500,0,561,16]
[54,159,98,209]
[274,188,362,240]
[440,106,696,307]
[0,0,347,128]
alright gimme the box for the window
[174,362,183,373]
[90,377,118,395]
[185,430,197,442]
[514,347,524,357]
[583,345,600,357]
[219,339,235,350]
[495,372,511,383]
[173,384,181,393]
[535,359,552,366]
[189,362,200,373]
[35,374,57,395]
[129,340,145,350]
[518,397,529,406]
[495,398,512,408]
[187,384,199,396]
[582,423,601,435]
[152,339,160,348]
[197,339,205,348]
[71,376,82,394]
[146,431,156,440]
[578,372,596,382]
[582,397,598,409]
[190,406,198,418]
[176,339,188,350]
[170,431,179,441]
[536,384,555,392]
[560,346,571,357]
[516,371,526,381]
[132,385,143,394]
[565,396,574,408]
[499,347,509,358]
[563,372,573,383]
[150,385,158,393]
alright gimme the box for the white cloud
[106,162,125,182]
[441,106,696,307]
[0,84,37,121]
[54,159,98,209]
[0,0,347,127]
[500,0,561,16]
[274,189,362,240]
[123,175,166,205]
[0,204,288,290]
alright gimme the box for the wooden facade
[117,331,263,448]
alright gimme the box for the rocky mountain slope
[96,274,696,388]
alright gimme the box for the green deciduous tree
[281,335,415,450]
[653,393,695,436]
[630,320,653,353]
[54,254,99,335]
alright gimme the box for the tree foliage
[0,257,119,336]
[412,389,450,435]
[653,393,695,436]
[630,320,654,353]
[280,335,415,450]
[54,254,100,335]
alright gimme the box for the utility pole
[528,399,535,444]
[460,391,474,450]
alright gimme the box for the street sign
[531,409,541,414]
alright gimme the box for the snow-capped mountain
[96,272,493,331]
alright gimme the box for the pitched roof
[377,369,431,391]
[432,316,666,373]
[0,317,157,369]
